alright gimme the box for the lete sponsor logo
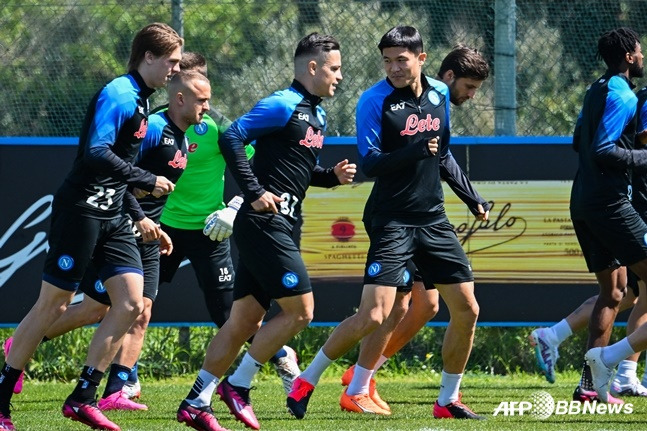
[0,195,52,288]
[399,113,441,136]
[299,126,324,149]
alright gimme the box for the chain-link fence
[2,0,647,138]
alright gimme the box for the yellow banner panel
[301,180,595,284]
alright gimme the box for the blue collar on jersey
[603,69,637,89]
[291,79,322,106]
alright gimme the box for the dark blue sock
[269,347,287,365]
[102,364,131,397]
[127,362,139,383]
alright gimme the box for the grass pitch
[7,371,647,431]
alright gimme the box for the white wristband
[227,195,244,211]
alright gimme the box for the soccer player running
[176,33,354,431]
[0,23,182,431]
[530,81,647,394]
[287,26,484,420]
[16,70,211,416]
[529,277,647,392]
[585,81,647,402]
[566,27,647,404]
[159,53,301,399]
[339,44,491,414]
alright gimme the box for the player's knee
[34,290,72,316]
[453,300,479,326]
[600,287,624,305]
[238,318,263,337]
[132,306,152,331]
[468,301,480,321]
[286,309,313,331]
[426,301,440,319]
[360,307,387,332]
[88,308,108,324]
[119,297,145,319]
[391,299,409,319]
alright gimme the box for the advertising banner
[302,180,594,284]
[0,138,603,324]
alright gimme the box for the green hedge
[0,325,638,382]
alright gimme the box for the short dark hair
[128,22,183,71]
[180,51,208,77]
[294,32,340,59]
[378,26,423,54]
[597,27,640,69]
[438,45,490,81]
[168,69,209,94]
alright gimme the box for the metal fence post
[172,0,184,38]
[494,0,516,135]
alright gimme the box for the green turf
[7,371,647,431]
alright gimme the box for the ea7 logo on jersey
[390,102,405,111]
[298,112,310,122]
[163,137,175,146]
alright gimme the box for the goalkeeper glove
[203,196,244,241]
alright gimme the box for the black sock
[0,363,21,412]
[580,362,593,390]
[103,364,131,398]
[69,366,104,404]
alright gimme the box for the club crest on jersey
[168,149,188,169]
[282,272,299,288]
[367,262,382,277]
[194,122,208,135]
[57,255,74,271]
[299,126,324,149]
[400,114,441,136]
[94,280,106,294]
[428,91,440,106]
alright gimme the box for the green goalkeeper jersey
[160,110,254,230]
